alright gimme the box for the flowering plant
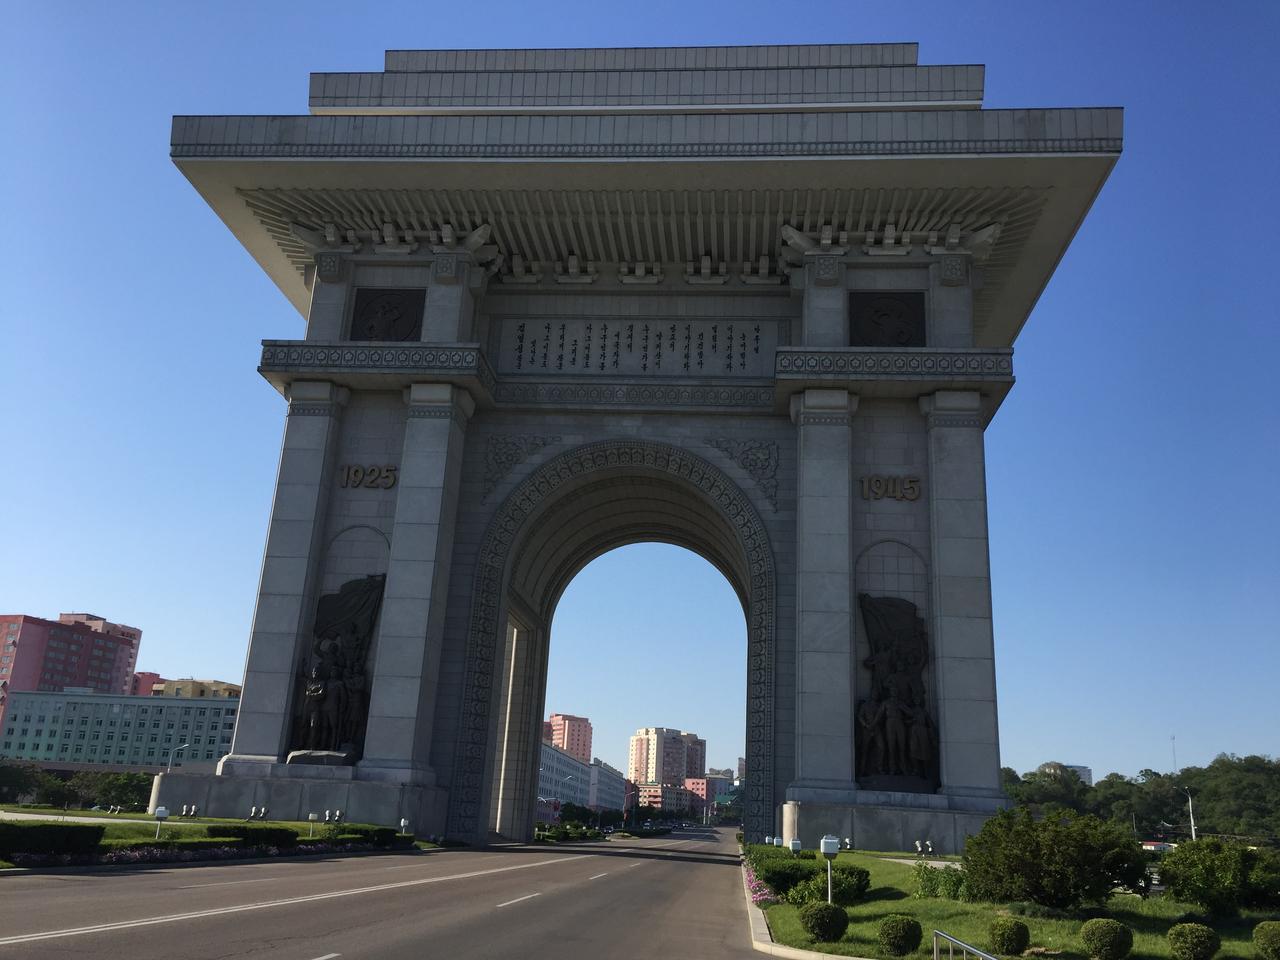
[744,861,778,907]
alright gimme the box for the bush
[735,831,744,844]
[937,865,966,900]
[1254,921,1280,960]
[100,837,240,853]
[755,859,822,896]
[1160,839,1249,915]
[1246,847,1280,908]
[785,866,870,906]
[990,917,1030,956]
[0,822,105,856]
[914,860,942,898]
[205,825,298,847]
[798,901,848,942]
[878,915,923,956]
[338,824,398,847]
[963,808,1147,909]
[1080,918,1133,960]
[1167,923,1219,960]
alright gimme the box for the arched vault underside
[446,440,776,842]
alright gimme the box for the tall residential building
[737,756,747,779]
[681,731,706,778]
[0,613,142,730]
[0,686,238,772]
[628,727,705,785]
[546,712,593,764]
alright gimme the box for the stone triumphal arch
[153,42,1121,850]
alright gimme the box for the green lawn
[762,853,1275,959]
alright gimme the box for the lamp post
[821,835,840,904]
[166,742,191,773]
[1182,788,1197,841]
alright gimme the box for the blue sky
[2,2,1276,779]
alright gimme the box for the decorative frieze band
[260,341,496,394]
[794,412,853,427]
[286,403,341,418]
[926,413,984,429]
[776,347,1012,378]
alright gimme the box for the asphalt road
[0,825,755,959]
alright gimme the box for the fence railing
[933,930,999,960]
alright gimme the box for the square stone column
[920,390,1003,798]
[222,380,347,770]
[358,382,474,784]
[788,388,858,797]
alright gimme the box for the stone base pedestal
[780,791,1008,856]
[148,772,449,838]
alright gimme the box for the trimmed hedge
[990,917,1030,956]
[1080,919,1133,960]
[878,915,923,956]
[785,865,871,906]
[205,825,298,847]
[337,824,398,847]
[756,859,822,896]
[1167,923,1220,960]
[798,901,848,942]
[0,822,105,855]
[1254,922,1280,960]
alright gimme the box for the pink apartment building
[0,613,142,729]
[546,713,592,764]
[131,671,166,696]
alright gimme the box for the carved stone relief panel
[849,292,926,347]
[347,288,425,342]
[854,541,937,793]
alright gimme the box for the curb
[0,844,443,877]
[739,860,877,960]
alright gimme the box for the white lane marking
[177,877,279,890]
[0,855,586,946]
[588,872,608,880]
[495,892,540,908]
[628,862,643,868]
[309,954,341,960]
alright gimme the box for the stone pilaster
[800,256,848,346]
[222,380,347,770]
[789,388,858,796]
[358,382,474,784]
[304,254,350,341]
[423,253,479,341]
[919,390,1003,797]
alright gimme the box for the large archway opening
[447,441,775,844]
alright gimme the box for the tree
[963,808,1147,909]
[0,761,40,803]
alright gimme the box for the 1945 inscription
[860,475,921,501]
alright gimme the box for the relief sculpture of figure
[289,574,386,759]
[856,594,938,789]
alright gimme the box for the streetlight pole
[1183,788,1197,841]
[166,742,191,773]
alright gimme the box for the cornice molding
[776,347,1012,379]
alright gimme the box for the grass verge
[761,853,1276,959]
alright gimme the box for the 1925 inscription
[860,475,921,501]
[339,465,398,489]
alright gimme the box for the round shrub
[1080,918,1133,960]
[990,917,1030,956]
[1254,921,1280,960]
[1167,923,1220,960]
[798,901,848,942]
[878,915,923,956]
